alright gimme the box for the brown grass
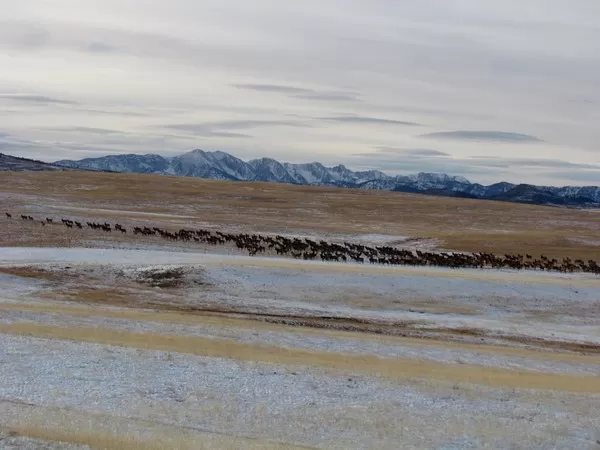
[59,287,144,305]
[0,266,59,281]
[1,171,600,259]
[2,322,599,392]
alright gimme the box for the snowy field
[1,246,600,449]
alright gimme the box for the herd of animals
[5,211,600,274]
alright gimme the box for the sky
[1,0,599,186]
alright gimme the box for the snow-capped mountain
[53,149,600,207]
[247,158,299,184]
[59,153,170,174]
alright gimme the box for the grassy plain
[1,170,600,260]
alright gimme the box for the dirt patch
[117,265,209,289]
[119,266,186,288]
[0,266,61,281]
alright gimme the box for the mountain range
[51,149,600,207]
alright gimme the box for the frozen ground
[1,247,599,344]
[1,335,599,450]
[1,247,600,448]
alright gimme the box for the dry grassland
[2,171,600,259]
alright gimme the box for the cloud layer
[422,131,543,142]
[348,147,600,185]
[0,0,598,185]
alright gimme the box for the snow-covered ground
[1,246,599,448]
[1,334,598,449]
[1,247,599,344]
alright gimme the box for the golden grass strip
[1,301,598,363]
[2,322,600,393]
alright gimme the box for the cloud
[234,84,361,102]
[45,126,127,135]
[422,130,543,142]
[348,148,600,185]
[294,93,359,102]
[547,170,600,183]
[351,156,503,177]
[163,125,252,138]
[376,147,451,157]
[322,116,421,126]
[166,119,310,137]
[233,84,313,95]
[0,133,52,155]
[207,120,311,130]
[0,94,77,105]
[468,156,600,169]
[71,108,152,118]
[0,130,208,161]
[86,42,120,53]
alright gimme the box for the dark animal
[26,212,599,275]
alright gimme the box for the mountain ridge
[48,149,600,207]
[0,152,68,172]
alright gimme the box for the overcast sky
[1,0,599,185]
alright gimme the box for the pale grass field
[2,170,600,259]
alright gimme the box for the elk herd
[4,211,600,274]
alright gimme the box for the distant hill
[54,149,600,208]
[1,153,117,174]
[0,153,65,172]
